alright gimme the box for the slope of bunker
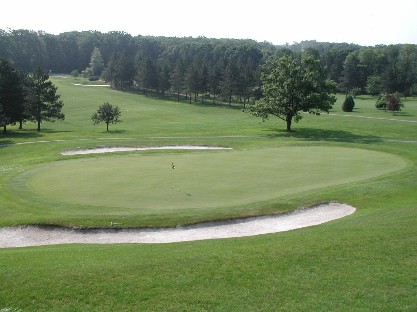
[0,203,355,248]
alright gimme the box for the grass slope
[0,77,416,311]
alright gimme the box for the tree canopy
[250,54,337,131]
[0,30,416,102]
[91,102,122,131]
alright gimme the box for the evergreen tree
[342,95,355,112]
[170,61,184,102]
[89,47,104,77]
[26,67,64,131]
[0,58,26,133]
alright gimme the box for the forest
[1,29,417,104]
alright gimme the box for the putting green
[26,146,405,211]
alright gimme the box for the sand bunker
[61,146,232,155]
[0,203,355,248]
[73,83,110,87]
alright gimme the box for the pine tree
[342,95,355,112]
[0,58,26,133]
[26,67,64,131]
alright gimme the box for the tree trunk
[19,120,23,129]
[37,120,41,132]
[3,125,6,134]
[106,122,109,132]
[286,114,292,131]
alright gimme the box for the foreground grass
[0,78,416,310]
[1,198,415,311]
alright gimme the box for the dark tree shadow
[0,129,74,147]
[264,127,383,144]
[100,129,128,134]
[0,139,14,147]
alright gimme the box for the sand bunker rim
[0,202,356,247]
[61,145,233,155]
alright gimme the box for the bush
[375,94,387,110]
[342,95,355,112]
[376,93,404,111]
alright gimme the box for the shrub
[375,94,387,110]
[342,95,355,112]
[376,93,404,111]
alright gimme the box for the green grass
[0,77,416,311]
[10,146,405,228]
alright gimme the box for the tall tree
[250,55,336,131]
[0,58,26,133]
[103,51,135,90]
[135,56,158,95]
[89,47,104,77]
[26,67,64,131]
[340,51,362,94]
[366,75,382,96]
[170,61,185,102]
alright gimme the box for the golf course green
[25,146,405,211]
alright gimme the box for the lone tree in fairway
[92,102,122,131]
[250,55,336,131]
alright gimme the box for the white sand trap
[73,83,110,87]
[0,203,355,248]
[61,146,232,155]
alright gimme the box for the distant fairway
[25,146,406,212]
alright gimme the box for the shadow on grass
[264,128,383,144]
[0,129,74,146]
[389,111,416,118]
[122,87,248,111]
[100,129,128,134]
[0,139,14,147]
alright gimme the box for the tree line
[1,29,417,102]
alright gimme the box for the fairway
[25,146,406,212]
[1,75,417,311]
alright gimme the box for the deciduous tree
[250,55,336,131]
[91,102,122,131]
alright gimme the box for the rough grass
[0,77,416,311]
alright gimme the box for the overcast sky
[2,0,417,46]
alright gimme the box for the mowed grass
[0,77,416,311]
[18,147,405,227]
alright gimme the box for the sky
[1,0,417,46]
